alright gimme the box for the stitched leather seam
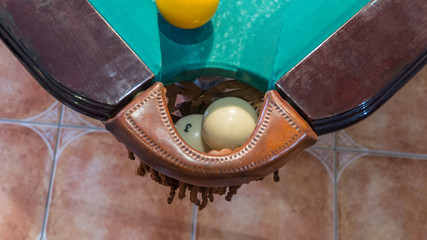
[125,89,302,174]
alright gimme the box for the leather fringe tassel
[131,153,280,210]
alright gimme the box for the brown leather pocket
[104,82,317,187]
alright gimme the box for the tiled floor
[0,39,426,240]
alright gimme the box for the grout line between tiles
[333,132,337,151]
[333,147,338,239]
[191,204,198,240]
[336,147,427,160]
[60,124,107,131]
[0,118,106,131]
[0,118,59,127]
[40,104,64,239]
[307,146,427,161]
[333,132,338,240]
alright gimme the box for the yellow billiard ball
[202,97,258,150]
[175,114,211,152]
[155,0,219,29]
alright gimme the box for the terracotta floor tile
[338,154,427,240]
[196,151,334,240]
[46,130,193,240]
[0,41,59,121]
[0,124,55,240]
[337,66,427,154]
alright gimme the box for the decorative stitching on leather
[126,89,303,174]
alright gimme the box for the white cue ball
[202,97,258,150]
[175,114,211,152]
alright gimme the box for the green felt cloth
[89,0,370,92]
